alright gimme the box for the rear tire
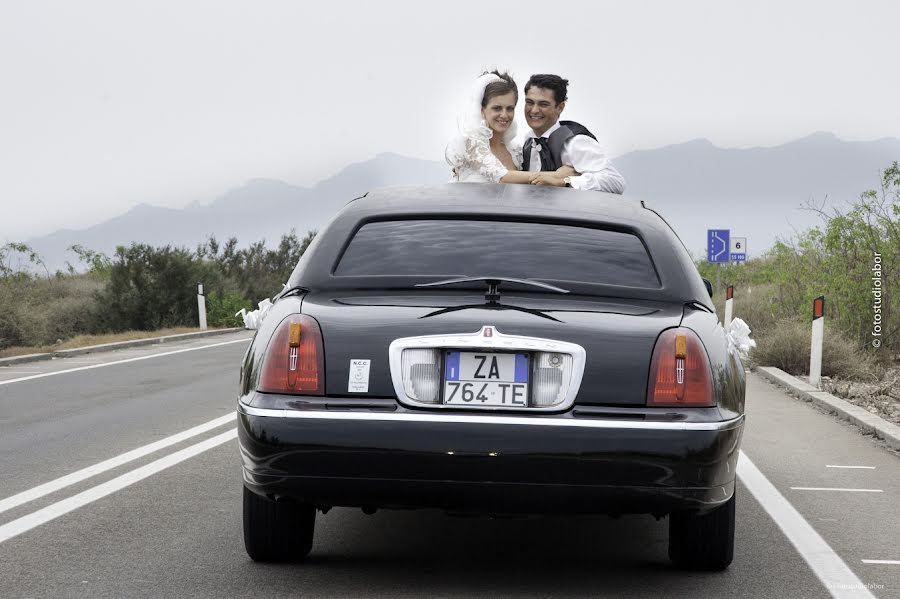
[668,489,736,570]
[243,487,315,562]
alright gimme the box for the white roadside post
[197,283,208,331]
[809,296,825,387]
[724,285,734,328]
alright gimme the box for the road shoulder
[756,366,900,452]
[0,328,244,367]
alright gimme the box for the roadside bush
[206,290,251,328]
[94,243,211,331]
[749,318,878,380]
[91,232,317,333]
[710,283,780,338]
[0,231,318,350]
[65,244,112,277]
[1,242,49,279]
[0,285,25,348]
[0,274,104,348]
[197,229,316,302]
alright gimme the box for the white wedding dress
[445,73,524,184]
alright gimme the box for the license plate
[443,351,529,407]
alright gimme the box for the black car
[237,184,745,570]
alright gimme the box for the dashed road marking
[738,451,876,599]
[826,465,876,470]
[790,487,883,493]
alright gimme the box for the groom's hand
[531,173,566,187]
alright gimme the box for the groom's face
[524,87,565,136]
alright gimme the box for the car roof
[345,184,650,224]
[288,184,712,310]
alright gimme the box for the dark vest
[522,120,597,171]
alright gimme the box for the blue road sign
[707,229,730,263]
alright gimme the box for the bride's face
[481,91,517,136]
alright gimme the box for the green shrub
[197,229,316,302]
[0,286,25,348]
[0,231,318,349]
[206,290,251,328]
[93,243,212,332]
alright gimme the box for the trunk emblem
[484,327,493,338]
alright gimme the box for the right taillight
[646,327,715,407]
[258,314,325,395]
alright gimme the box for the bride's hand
[555,165,579,177]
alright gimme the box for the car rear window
[334,220,661,288]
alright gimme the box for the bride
[446,71,576,184]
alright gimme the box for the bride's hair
[480,70,517,107]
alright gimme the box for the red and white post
[197,283,208,331]
[809,296,825,387]
[724,285,734,327]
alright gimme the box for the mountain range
[26,132,900,272]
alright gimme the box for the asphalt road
[1,331,898,598]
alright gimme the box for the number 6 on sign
[729,237,747,262]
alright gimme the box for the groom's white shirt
[525,122,626,194]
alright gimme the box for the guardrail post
[724,285,734,327]
[197,283,208,331]
[809,296,825,387]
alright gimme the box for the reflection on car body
[237,183,745,570]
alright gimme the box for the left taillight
[646,327,715,407]
[258,314,325,395]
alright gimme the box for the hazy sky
[2,0,898,240]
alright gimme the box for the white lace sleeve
[509,142,524,170]
[466,137,508,183]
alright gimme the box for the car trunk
[301,291,685,407]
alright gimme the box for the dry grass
[1,275,105,349]
[711,283,883,381]
[0,327,204,358]
[712,283,780,337]
[748,318,879,380]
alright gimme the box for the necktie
[532,137,552,171]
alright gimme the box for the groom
[522,74,626,193]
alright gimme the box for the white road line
[0,428,236,544]
[862,560,900,565]
[826,465,876,470]
[0,413,235,515]
[737,451,875,599]
[0,337,249,386]
[790,487,883,493]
